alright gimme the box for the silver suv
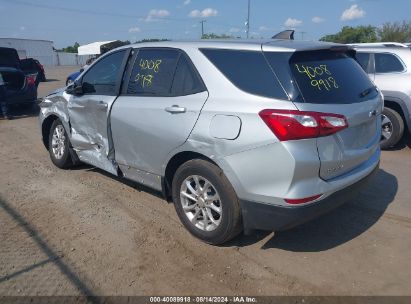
[39,40,382,244]
[353,43,411,149]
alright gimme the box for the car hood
[68,71,81,79]
[46,86,66,97]
[40,86,69,110]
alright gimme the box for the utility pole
[200,20,206,38]
[245,0,251,39]
[300,31,307,40]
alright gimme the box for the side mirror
[80,68,84,73]
[74,84,84,95]
[66,81,84,95]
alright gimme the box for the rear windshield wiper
[359,86,377,98]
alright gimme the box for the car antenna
[272,30,295,40]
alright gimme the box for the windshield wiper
[359,86,377,98]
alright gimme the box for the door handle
[97,101,108,109]
[165,105,186,114]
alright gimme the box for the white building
[0,37,92,66]
[0,38,54,66]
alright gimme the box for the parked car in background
[66,70,82,86]
[20,58,46,84]
[40,40,381,244]
[66,57,96,86]
[0,47,37,119]
[352,43,411,149]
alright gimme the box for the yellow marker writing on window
[135,73,154,88]
[139,59,162,73]
[295,64,339,90]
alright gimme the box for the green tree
[201,33,233,39]
[379,21,411,42]
[136,38,169,43]
[320,26,378,43]
[62,42,80,53]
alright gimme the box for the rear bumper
[240,163,379,232]
[0,85,37,104]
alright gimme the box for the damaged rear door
[67,48,131,173]
[111,47,208,186]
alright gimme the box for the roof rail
[348,42,409,48]
[272,30,295,40]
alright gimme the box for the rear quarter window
[200,49,288,100]
[171,55,206,96]
[288,50,377,104]
[375,53,405,73]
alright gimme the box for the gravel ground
[0,66,410,296]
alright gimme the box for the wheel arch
[41,114,60,150]
[41,113,71,150]
[384,98,411,133]
[162,151,219,202]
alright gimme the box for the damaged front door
[67,49,130,173]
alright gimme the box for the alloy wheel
[51,125,66,159]
[180,175,222,232]
[381,114,393,141]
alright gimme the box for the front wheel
[48,119,74,169]
[380,107,404,150]
[172,159,242,245]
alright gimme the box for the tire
[66,78,73,86]
[172,159,242,245]
[380,107,404,150]
[48,119,74,169]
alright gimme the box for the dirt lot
[0,66,411,296]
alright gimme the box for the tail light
[259,109,348,141]
[26,74,37,86]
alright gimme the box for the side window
[355,53,371,72]
[82,50,126,95]
[127,49,179,96]
[171,55,205,96]
[375,53,404,73]
[201,49,288,100]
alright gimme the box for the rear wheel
[48,119,74,169]
[380,107,404,150]
[172,159,242,245]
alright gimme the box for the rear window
[200,49,287,100]
[20,59,36,70]
[287,50,377,104]
[0,48,20,68]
